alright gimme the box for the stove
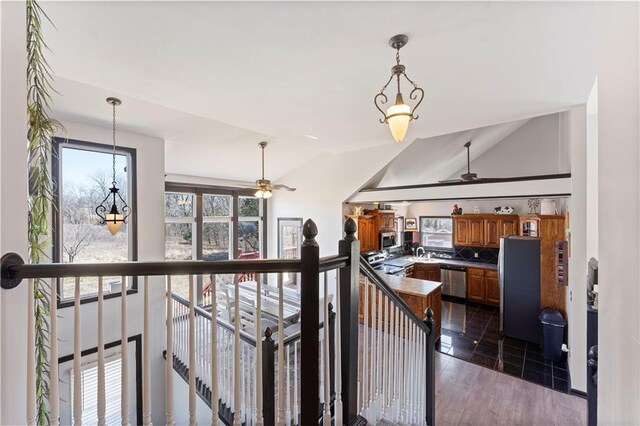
[373,264,405,275]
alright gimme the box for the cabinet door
[359,219,373,252]
[454,218,469,246]
[467,274,486,301]
[369,220,378,251]
[413,264,428,280]
[500,217,518,237]
[484,218,500,247]
[469,218,485,246]
[486,276,500,305]
[426,265,441,282]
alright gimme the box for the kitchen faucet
[416,247,426,257]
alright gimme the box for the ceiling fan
[438,141,497,184]
[245,142,296,199]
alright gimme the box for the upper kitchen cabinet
[358,216,377,253]
[454,217,470,246]
[453,214,519,248]
[375,210,395,232]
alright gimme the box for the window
[278,218,303,288]
[419,216,453,250]
[71,357,122,425]
[164,185,266,302]
[53,138,137,305]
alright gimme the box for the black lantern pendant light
[95,97,131,235]
[374,34,425,143]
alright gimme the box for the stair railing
[358,255,437,426]
[0,218,353,426]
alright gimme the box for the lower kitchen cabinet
[467,267,500,305]
[413,263,441,282]
[467,273,486,302]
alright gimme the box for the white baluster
[166,277,175,425]
[233,275,241,425]
[211,275,219,426]
[370,284,376,410]
[50,278,60,426]
[286,347,292,426]
[362,277,369,411]
[26,278,36,426]
[188,275,197,426]
[73,277,81,426]
[143,277,152,425]
[399,314,405,422]
[255,275,264,426]
[376,289,382,415]
[322,273,331,425]
[121,276,130,426]
[392,306,398,420]
[293,341,299,426]
[334,275,343,426]
[277,274,285,426]
[242,343,247,425]
[383,295,389,412]
[97,277,106,426]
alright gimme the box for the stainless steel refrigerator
[499,236,541,344]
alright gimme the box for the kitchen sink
[409,257,441,263]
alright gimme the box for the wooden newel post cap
[302,219,318,246]
[344,218,357,241]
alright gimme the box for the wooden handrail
[1,252,302,287]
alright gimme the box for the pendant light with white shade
[374,34,425,143]
[95,97,131,235]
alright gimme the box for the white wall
[405,198,567,218]
[586,80,598,261]
[0,2,29,423]
[596,3,640,424]
[564,105,588,393]
[267,143,407,258]
[53,121,167,424]
[449,113,567,179]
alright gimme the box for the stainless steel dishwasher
[441,265,467,298]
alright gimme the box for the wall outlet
[474,252,479,258]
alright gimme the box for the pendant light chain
[112,101,117,185]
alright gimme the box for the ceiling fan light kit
[375,34,425,144]
[252,141,296,199]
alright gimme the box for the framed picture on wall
[405,217,418,230]
[278,218,303,289]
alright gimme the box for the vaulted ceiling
[44,1,597,182]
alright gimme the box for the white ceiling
[43,1,597,182]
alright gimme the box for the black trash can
[539,308,566,361]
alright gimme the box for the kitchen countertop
[380,273,442,297]
[383,255,498,271]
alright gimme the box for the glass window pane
[165,193,194,218]
[238,220,260,257]
[203,222,230,260]
[165,223,194,260]
[60,146,130,299]
[203,194,230,217]
[420,217,453,249]
[238,197,260,217]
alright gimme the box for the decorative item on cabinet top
[405,217,417,230]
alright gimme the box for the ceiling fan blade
[272,184,296,191]
[235,183,259,188]
[438,179,463,183]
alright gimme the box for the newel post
[339,218,360,424]
[300,219,320,426]
[424,307,436,426]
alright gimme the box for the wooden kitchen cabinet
[358,217,377,253]
[467,272,486,302]
[413,263,441,282]
[453,214,519,248]
[467,267,500,305]
[454,217,470,246]
[469,218,484,246]
[376,211,395,232]
[484,218,501,247]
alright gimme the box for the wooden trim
[358,173,572,192]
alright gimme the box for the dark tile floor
[437,298,571,394]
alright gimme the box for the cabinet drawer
[485,269,498,278]
[467,267,485,277]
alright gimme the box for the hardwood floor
[435,352,587,425]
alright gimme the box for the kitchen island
[359,273,442,341]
